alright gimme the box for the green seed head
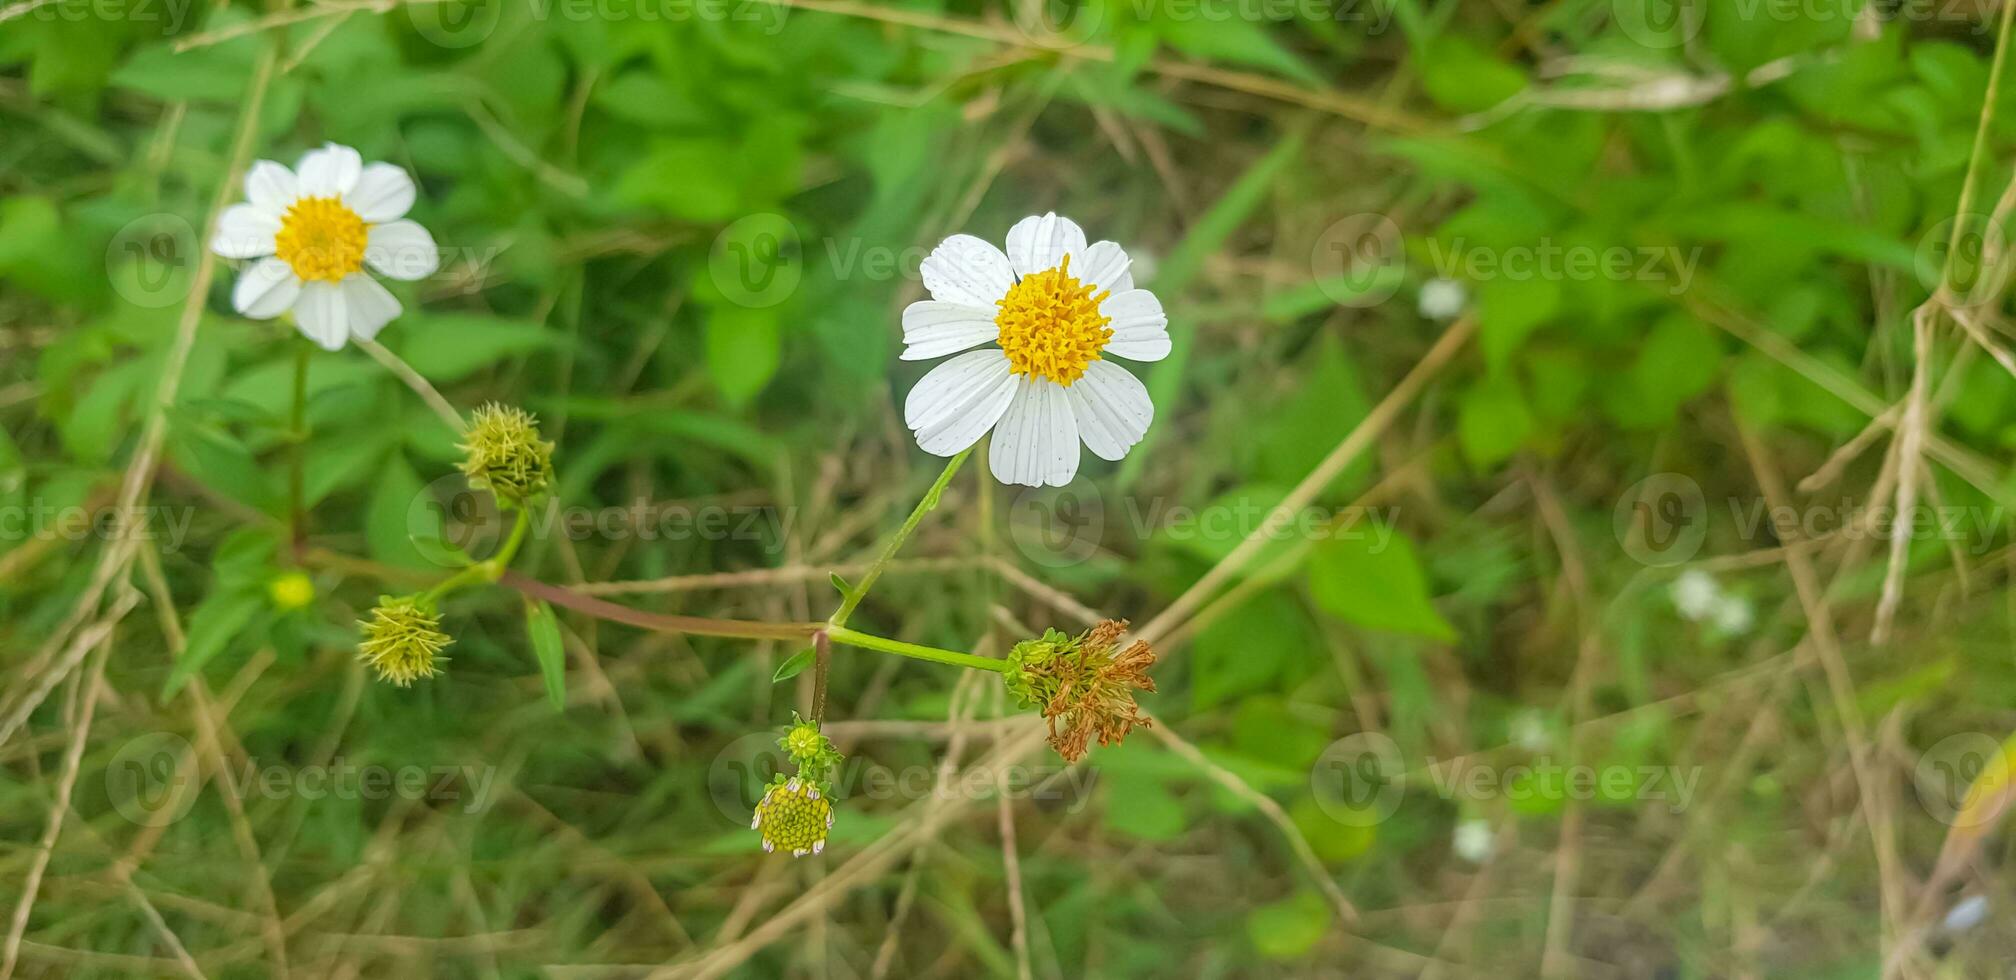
[357,595,451,687]
[459,403,555,505]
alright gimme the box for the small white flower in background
[1508,709,1551,753]
[210,142,439,351]
[1452,819,1493,864]
[1669,569,1720,622]
[1943,894,1988,933]
[1709,593,1754,635]
[1417,277,1466,320]
[901,213,1170,487]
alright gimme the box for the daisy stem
[419,506,531,606]
[286,339,310,556]
[827,448,971,628]
[823,625,1008,673]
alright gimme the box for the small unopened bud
[268,571,315,611]
[459,403,555,506]
[1006,619,1156,763]
[357,595,451,687]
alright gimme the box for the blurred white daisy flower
[1452,818,1493,863]
[901,213,1171,487]
[1710,593,1754,635]
[1669,569,1719,621]
[1418,277,1466,320]
[210,143,439,350]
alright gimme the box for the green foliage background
[6,0,2016,975]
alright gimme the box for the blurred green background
[7,0,2016,976]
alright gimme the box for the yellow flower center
[995,254,1112,386]
[274,196,368,283]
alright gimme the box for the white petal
[345,162,417,223]
[1005,212,1088,278]
[900,301,997,361]
[365,220,440,280]
[904,349,1011,430]
[340,275,402,341]
[762,840,775,853]
[231,258,300,320]
[211,204,279,259]
[912,356,1018,457]
[1075,240,1133,294]
[920,234,1014,308]
[989,378,1080,488]
[1067,361,1153,462]
[243,160,297,213]
[293,281,349,351]
[1100,288,1171,362]
[296,143,363,197]
[813,840,825,854]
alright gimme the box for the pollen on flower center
[274,196,368,283]
[995,254,1113,386]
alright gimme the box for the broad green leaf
[1247,889,1329,960]
[1307,532,1455,641]
[705,304,782,407]
[389,314,558,383]
[1418,36,1526,113]
[1193,589,1313,710]
[163,587,266,698]
[1477,277,1560,372]
[1458,373,1534,469]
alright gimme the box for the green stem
[287,339,309,556]
[824,625,1008,673]
[421,506,531,605]
[827,448,970,627]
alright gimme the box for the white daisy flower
[1452,818,1494,864]
[1417,277,1466,320]
[209,142,440,351]
[1709,593,1754,635]
[1669,569,1720,622]
[901,213,1171,487]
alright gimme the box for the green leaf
[1193,590,1313,710]
[613,139,744,221]
[1418,36,1527,113]
[389,314,559,383]
[163,587,266,699]
[705,304,782,407]
[366,455,440,571]
[1307,532,1455,641]
[525,599,567,711]
[1477,277,1560,372]
[1247,889,1330,960]
[1458,374,1535,469]
[828,572,852,598]
[772,646,816,683]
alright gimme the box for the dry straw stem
[1736,420,1909,969]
